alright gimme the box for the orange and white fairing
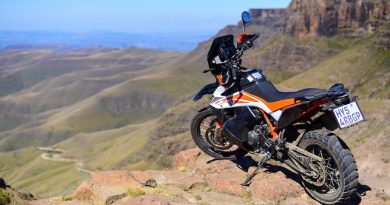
[210,86,298,122]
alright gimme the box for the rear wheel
[190,108,248,160]
[298,130,359,204]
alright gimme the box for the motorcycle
[190,11,363,205]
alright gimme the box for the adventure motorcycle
[191,11,363,205]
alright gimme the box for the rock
[249,170,304,201]
[0,178,7,189]
[113,195,187,205]
[16,190,35,201]
[27,199,92,205]
[154,170,205,190]
[113,195,169,205]
[195,191,246,205]
[359,189,389,205]
[71,150,390,205]
[129,170,153,184]
[285,0,390,38]
[205,172,245,196]
[280,196,319,205]
[72,181,94,201]
[171,148,201,169]
[250,9,286,19]
[73,170,140,204]
[89,170,137,187]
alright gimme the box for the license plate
[332,101,364,129]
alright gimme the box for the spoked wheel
[298,130,359,205]
[191,108,248,160]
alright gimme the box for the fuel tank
[222,68,267,96]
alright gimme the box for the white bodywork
[209,86,283,122]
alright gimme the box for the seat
[246,81,328,102]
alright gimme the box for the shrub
[178,165,187,172]
[0,189,11,205]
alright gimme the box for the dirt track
[37,147,94,175]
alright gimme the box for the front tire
[190,108,248,160]
[298,130,359,204]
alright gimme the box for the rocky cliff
[249,8,286,25]
[285,0,390,37]
[250,8,286,19]
[27,149,390,205]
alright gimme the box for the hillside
[0,48,190,196]
[0,0,389,200]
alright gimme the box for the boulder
[73,170,140,204]
[171,148,201,169]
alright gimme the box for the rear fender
[192,83,218,101]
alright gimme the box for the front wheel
[190,108,248,160]
[298,130,359,204]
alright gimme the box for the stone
[171,148,201,169]
[73,170,139,203]
[285,0,390,38]
[0,178,7,189]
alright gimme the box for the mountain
[285,0,390,38]
[0,31,213,52]
[0,0,389,200]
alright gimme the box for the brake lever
[202,69,210,73]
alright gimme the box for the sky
[0,0,291,33]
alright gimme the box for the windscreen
[207,35,236,68]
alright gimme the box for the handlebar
[249,33,260,42]
[237,33,260,51]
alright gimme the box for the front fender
[192,83,218,101]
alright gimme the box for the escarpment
[285,0,390,37]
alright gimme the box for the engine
[247,119,273,151]
[220,107,274,151]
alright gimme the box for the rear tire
[190,108,248,160]
[298,130,359,204]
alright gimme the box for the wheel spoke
[324,165,338,172]
[198,115,238,153]
[305,144,342,193]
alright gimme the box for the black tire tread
[298,130,359,205]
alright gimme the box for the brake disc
[205,126,233,150]
[303,162,327,186]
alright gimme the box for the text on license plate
[332,101,364,129]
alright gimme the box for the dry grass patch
[127,186,167,198]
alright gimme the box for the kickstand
[241,154,271,186]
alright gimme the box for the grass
[127,187,146,197]
[280,35,389,99]
[178,165,187,172]
[242,189,254,204]
[50,195,73,201]
[0,148,89,198]
[127,186,167,198]
[0,189,11,205]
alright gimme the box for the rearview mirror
[241,11,251,25]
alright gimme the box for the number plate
[332,101,364,129]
